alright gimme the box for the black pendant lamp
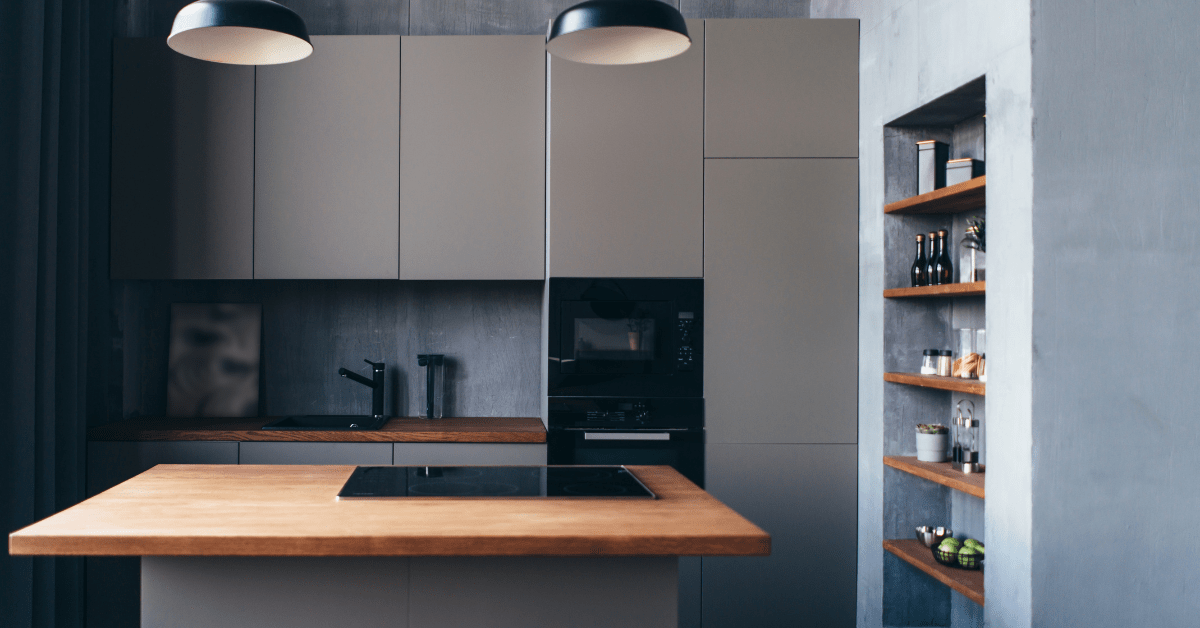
[546,0,690,65]
[168,0,312,65]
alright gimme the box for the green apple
[940,538,962,549]
[963,539,982,550]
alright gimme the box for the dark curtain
[1,0,110,626]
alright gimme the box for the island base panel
[143,556,677,628]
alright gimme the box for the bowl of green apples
[932,536,984,570]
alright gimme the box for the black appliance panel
[549,278,702,398]
[548,397,704,430]
[336,465,656,499]
[547,430,704,488]
[547,397,704,487]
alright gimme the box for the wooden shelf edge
[883,539,984,606]
[884,176,986,215]
[883,456,985,499]
[884,372,986,396]
[884,282,985,298]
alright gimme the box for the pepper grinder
[417,354,445,420]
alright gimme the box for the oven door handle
[583,432,671,441]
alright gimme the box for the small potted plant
[916,424,950,462]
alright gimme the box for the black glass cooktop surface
[336,465,656,499]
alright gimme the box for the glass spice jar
[921,349,939,375]
[936,350,953,377]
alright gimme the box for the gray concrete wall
[1028,1,1200,625]
[810,1,1033,627]
[114,0,808,37]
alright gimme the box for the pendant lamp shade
[546,0,690,65]
[168,0,313,65]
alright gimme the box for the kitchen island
[10,464,769,628]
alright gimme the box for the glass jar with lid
[921,349,939,375]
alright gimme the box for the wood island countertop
[9,465,770,558]
[87,416,546,443]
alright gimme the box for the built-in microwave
[548,278,702,398]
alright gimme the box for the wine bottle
[935,229,954,284]
[910,234,928,287]
[926,232,939,285]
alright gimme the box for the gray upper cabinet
[705,159,858,445]
[110,38,254,279]
[548,20,704,278]
[704,19,858,158]
[255,36,400,279]
[400,36,545,280]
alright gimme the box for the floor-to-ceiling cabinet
[700,19,860,628]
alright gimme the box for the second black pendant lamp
[168,0,313,65]
[546,0,691,65]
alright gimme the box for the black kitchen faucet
[338,359,385,419]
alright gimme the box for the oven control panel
[548,397,704,430]
[677,313,697,372]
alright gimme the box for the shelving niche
[880,76,988,626]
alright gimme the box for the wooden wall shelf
[884,176,986,215]
[883,456,985,499]
[884,372,985,396]
[884,282,985,298]
[883,539,984,606]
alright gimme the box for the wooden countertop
[87,417,546,444]
[9,465,770,558]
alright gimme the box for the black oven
[546,397,704,487]
[548,278,702,398]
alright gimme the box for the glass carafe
[417,354,445,419]
[959,222,986,282]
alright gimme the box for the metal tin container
[917,140,949,194]
[945,157,985,186]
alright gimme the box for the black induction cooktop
[336,465,656,499]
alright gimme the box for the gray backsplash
[110,280,543,422]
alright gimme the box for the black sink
[261,415,388,431]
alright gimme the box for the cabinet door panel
[705,19,859,158]
[255,36,400,279]
[238,442,392,465]
[87,441,239,628]
[548,20,703,278]
[400,36,545,280]
[110,38,254,279]
[392,443,546,466]
[703,444,856,627]
[705,159,858,445]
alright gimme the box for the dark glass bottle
[910,234,928,287]
[925,232,940,285]
[935,229,954,284]
[924,232,937,284]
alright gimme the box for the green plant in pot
[916,423,950,462]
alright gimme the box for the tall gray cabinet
[110,38,254,279]
[547,20,704,278]
[701,19,860,628]
[254,36,401,279]
[400,36,546,280]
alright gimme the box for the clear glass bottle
[959,223,986,282]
